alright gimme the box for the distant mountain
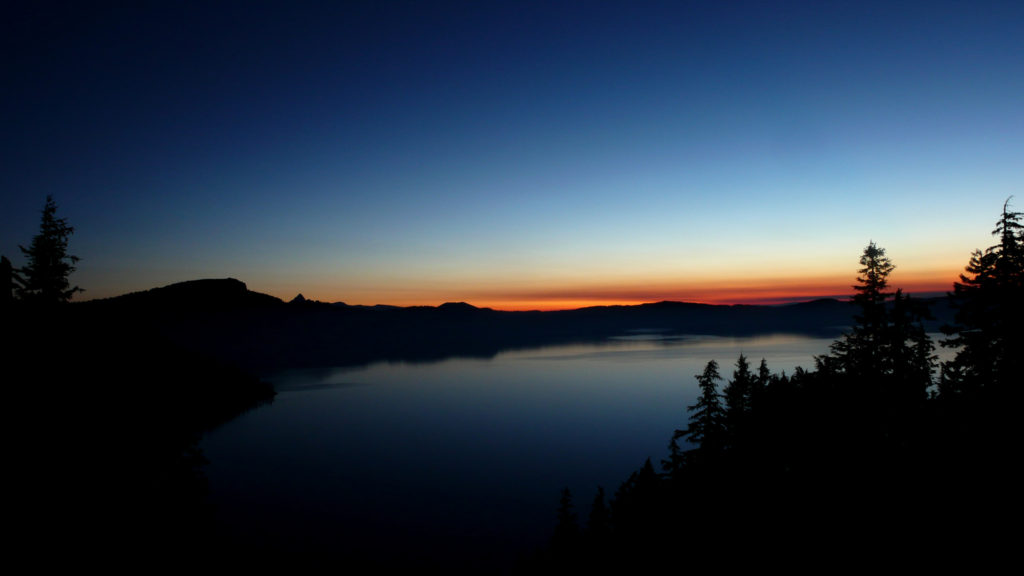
[437,301,491,313]
[70,279,953,374]
[84,278,284,312]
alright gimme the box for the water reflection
[201,334,836,571]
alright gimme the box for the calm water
[201,333,836,570]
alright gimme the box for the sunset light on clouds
[2,1,1021,310]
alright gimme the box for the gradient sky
[3,1,1022,310]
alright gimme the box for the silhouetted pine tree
[822,242,935,405]
[828,241,894,379]
[15,196,82,305]
[551,487,580,553]
[662,431,686,477]
[888,289,936,405]
[723,354,755,448]
[754,358,771,399]
[683,360,726,464]
[942,199,1024,397]
[585,486,610,544]
[927,203,1024,520]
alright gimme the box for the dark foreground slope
[5,279,276,566]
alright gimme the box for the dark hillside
[6,281,277,566]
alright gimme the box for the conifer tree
[552,487,580,551]
[823,241,935,399]
[942,199,1024,395]
[724,354,754,420]
[16,196,82,305]
[684,360,726,459]
[888,289,936,403]
[829,241,894,378]
[586,486,610,542]
[723,354,756,450]
[755,358,771,395]
[662,432,686,476]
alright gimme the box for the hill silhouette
[90,279,959,374]
[5,279,276,566]
[65,278,955,375]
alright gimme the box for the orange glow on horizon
[304,269,961,312]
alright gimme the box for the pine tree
[724,354,754,424]
[888,289,936,403]
[942,199,1024,395]
[16,196,82,305]
[552,487,580,552]
[755,358,771,395]
[662,432,686,476]
[586,486,610,542]
[825,242,934,404]
[829,241,894,378]
[683,360,726,460]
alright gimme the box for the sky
[3,1,1022,310]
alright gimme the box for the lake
[200,333,839,571]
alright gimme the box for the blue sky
[3,1,1022,308]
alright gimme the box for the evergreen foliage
[585,486,609,540]
[942,198,1024,396]
[552,487,579,548]
[683,360,726,460]
[888,289,937,403]
[723,354,754,445]
[15,196,82,304]
[755,357,770,396]
[821,242,935,401]
[662,432,685,476]
[827,241,895,378]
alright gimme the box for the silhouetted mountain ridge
[84,278,284,312]
[70,278,952,374]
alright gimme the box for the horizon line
[73,277,957,313]
[278,289,953,312]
